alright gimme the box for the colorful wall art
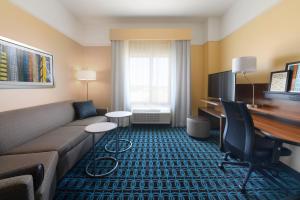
[0,36,54,88]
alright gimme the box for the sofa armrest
[0,164,44,191]
[0,175,34,200]
[96,107,108,116]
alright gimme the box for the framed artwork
[286,61,300,93]
[0,36,54,88]
[269,70,290,92]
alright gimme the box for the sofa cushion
[0,151,58,200]
[0,101,75,153]
[66,115,107,126]
[73,101,97,119]
[5,126,88,156]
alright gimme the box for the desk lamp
[232,56,257,108]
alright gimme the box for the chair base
[218,155,254,192]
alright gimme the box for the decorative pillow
[73,101,97,119]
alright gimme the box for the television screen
[208,71,236,101]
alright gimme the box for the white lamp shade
[77,70,96,81]
[232,56,257,73]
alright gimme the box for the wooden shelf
[199,107,225,119]
[200,99,220,106]
[264,91,300,101]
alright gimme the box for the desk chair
[218,100,275,192]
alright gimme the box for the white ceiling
[60,0,237,22]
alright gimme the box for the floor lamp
[77,70,96,101]
[232,56,257,108]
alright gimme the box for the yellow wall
[2,0,298,118]
[1,0,299,171]
[82,46,112,109]
[219,0,300,83]
[216,0,300,172]
[0,0,206,115]
[191,45,205,115]
[0,0,83,112]
[205,42,220,75]
[202,41,221,100]
[110,29,192,41]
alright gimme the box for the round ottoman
[186,116,210,139]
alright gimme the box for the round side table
[85,122,118,177]
[105,111,133,153]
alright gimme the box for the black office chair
[218,100,275,192]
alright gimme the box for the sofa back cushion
[0,101,75,153]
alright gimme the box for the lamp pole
[86,81,89,101]
[232,56,257,108]
[77,70,96,101]
[242,72,256,108]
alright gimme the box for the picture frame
[0,36,54,89]
[285,61,300,93]
[269,70,290,92]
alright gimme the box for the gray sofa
[0,101,108,200]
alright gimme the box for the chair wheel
[271,170,279,177]
[218,163,224,170]
[239,185,246,193]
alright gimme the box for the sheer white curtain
[171,40,191,127]
[111,40,129,111]
[127,40,171,110]
[111,40,191,127]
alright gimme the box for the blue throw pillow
[73,101,97,119]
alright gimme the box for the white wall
[220,0,280,38]
[281,144,300,172]
[9,0,208,45]
[10,0,282,45]
[204,17,221,42]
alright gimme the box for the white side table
[85,122,118,177]
[105,111,133,153]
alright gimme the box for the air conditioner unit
[131,107,171,124]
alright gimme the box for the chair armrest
[0,175,34,200]
[96,107,108,116]
[0,164,44,191]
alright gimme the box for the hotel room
[0,0,300,199]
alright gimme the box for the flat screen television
[208,70,236,101]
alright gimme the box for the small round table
[85,122,118,177]
[105,111,133,153]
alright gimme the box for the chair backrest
[221,100,255,161]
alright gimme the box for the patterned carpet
[55,126,300,200]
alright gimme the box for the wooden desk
[198,107,300,149]
[250,107,300,123]
[199,107,225,149]
[252,114,300,144]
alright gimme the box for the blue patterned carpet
[55,126,300,200]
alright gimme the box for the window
[127,40,171,109]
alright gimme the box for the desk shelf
[264,91,300,101]
[199,99,220,106]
